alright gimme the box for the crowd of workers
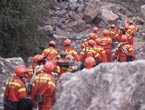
[3,19,138,110]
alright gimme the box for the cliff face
[54,60,145,110]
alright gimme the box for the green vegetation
[0,0,54,58]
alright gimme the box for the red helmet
[95,38,102,44]
[124,23,129,30]
[48,40,56,47]
[121,35,128,42]
[103,29,109,36]
[64,39,71,46]
[33,54,44,63]
[111,24,115,28]
[44,61,56,72]
[88,33,95,39]
[93,27,98,33]
[84,57,96,69]
[15,65,28,77]
[88,39,95,46]
[128,20,134,25]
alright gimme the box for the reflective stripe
[44,49,58,54]
[36,68,43,72]
[56,66,60,73]
[95,53,99,57]
[88,50,95,53]
[48,82,55,87]
[129,48,133,51]
[67,50,77,55]
[102,51,106,54]
[102,38,112,41]
[80,52,85,55]
[6,82,20,87]
[35,76,50,80]
[18,88,26,92]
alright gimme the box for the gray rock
[68,11,82,20]
[69,2,80,10]
[83,3,99,22]
[100,9,119,22]
[55,27,70,37]
[140,5,145,19]
[54,60,145,110]
[65,19,87,32]
[38,25,54,35]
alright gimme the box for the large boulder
[83,3,100,23]
[100,9,119,23]
[54,60,145,110]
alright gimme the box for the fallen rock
[100,9,119,23]
[140,5,145,19]
[83,3,100,23]
[55,27,70,37]
[68,11,82,20]
[54,60,145,110]
[65,19,88,32]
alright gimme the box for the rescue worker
[93,27,99,39]
[127,20,138,32]
[27,54,45,82]
[26,54,45,95]
[125,20,138,45]
[101,29,112,62]
[4,65,33,110]
[31,61,56,110]
[42,40,59,61]
[81,39,88,49]
[84,57,96,69]
[114,35,136,62]
[63,39,80,62]
[114,28,123,43]
[87,33,96,40]
[79,39,102,65]
[94,38,107,62]
[55,51,75,77]
[109,24,117,41]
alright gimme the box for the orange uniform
[31,73,55,110]
[4,76,27,110]
[64,47,80,62]
[126,25,138,45]
[81,40,88,49]
[55,55,75,77]
[42,47,59,60]
[94,45,107,62]
[93,27,99,39]
[79,47,102,63]
[109,29,117,40]
[114,29,123,42]
[27,65,43,82]
[101,36,112,62]
[114,42,136,62]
